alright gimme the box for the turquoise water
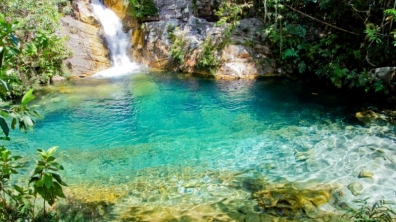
[7,71,396,220]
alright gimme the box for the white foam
[91,0,141,78]
[91,63,141,79]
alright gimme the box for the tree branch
[284,4,359,35]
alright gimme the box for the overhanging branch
[284,4,359,35]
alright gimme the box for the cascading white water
[91,0,140,78]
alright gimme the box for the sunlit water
[7,72,396,220]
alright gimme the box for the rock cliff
[60,0,111,77]
[64,0,277,78]
[103,0,277,79]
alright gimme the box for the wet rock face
[132,15,275,78]
[60,15,110,77]
[103,0,127,19]
[70,0,276,78]
[103,0,139,29]
[125,0,276,79]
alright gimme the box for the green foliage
[215,1,244,26]
[169,1,248,72]
[0,0,70,100]
[0,90,66,221]
[129,0,158,20]
[0,146,66,221]
[0,13,21,100]
[385,8,396,46]
[262,0,396,93]
[214,1,251,38]
[365,23,382,44]
[0,146,33,221]
[168,26,222,73]
[344,199,396,222]
[168,27,187,65]
[0,89,40,138]
[30,147,67,207]
[197,37,220,73]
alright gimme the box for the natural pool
[7,71,396,221]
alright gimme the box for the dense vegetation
[0,0,71,101]
[0,0,70,220]
[0,90,67,221]
[128,0,158,21]
[0,0,395,220]
[208,0,396,93]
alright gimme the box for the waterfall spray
[91,0,140,78]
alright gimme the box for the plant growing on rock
[169,27,188,65]
[129,0,158,21]
[197,37,220,73]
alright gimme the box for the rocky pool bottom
[55,124,394,221]
[8,72,396,221]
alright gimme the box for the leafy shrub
[129,0,158,20]
[262,0,396,93]
[168,26,187,65]
[197,37,220,73]
[0,0,70,99]
[0,90,67,221]
[168,26,221,73]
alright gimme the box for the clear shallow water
[7,72,396,220]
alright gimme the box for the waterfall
[91,0,140,78]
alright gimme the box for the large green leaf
[52,173,67,186]
[35,178,45,187]
[21,89,35,106]
[32,165,44,175]
[43,173,52,189]
[46,146,58,157]
[0,116,9,136]
[11,117,16,129]
[52,182,66,198]
[29,176,40,184]
[50,162,64,170]
[13,184,24,193]
[0,80,9,92]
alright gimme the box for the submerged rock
[355,110,384,124]
[347,182,363,196]
[253,184,332,219]
[358,170,374,179]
